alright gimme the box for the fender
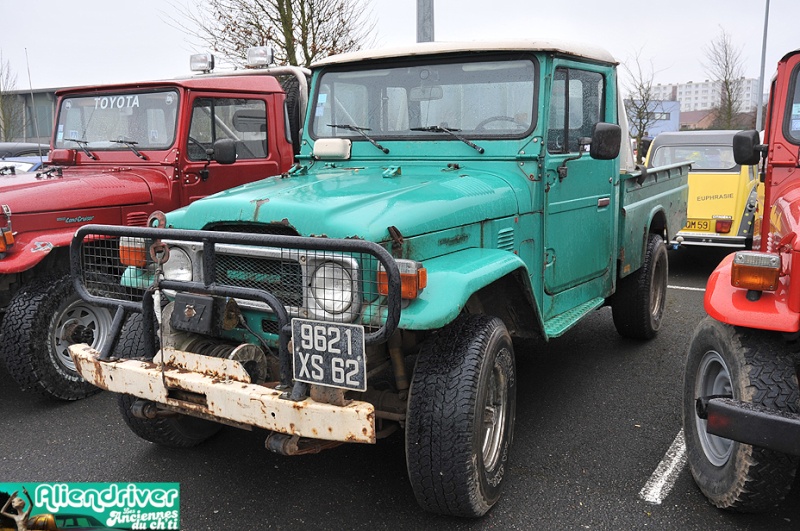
[399,247,532,330]
[0,229,75,274]
[704,253,800,332]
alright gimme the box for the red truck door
[180,93,285,203]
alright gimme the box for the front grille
[73,226,400,340]
[216,254,303,308]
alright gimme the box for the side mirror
[589,122,621,160]
[212,138,237,165]
[733,130,762,165]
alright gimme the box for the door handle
[597,197,610,208]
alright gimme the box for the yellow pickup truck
[646,130,760,248]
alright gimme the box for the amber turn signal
[119,236,149,268]
[0,228,13,253]
[378,259,427,299]
[731,251,780,292]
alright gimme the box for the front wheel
[116,313,222,448]
[612,233,668,339]
[1,272,109,400]
[406,315,516,517]
[683,317,799,511]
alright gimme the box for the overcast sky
[1,0,797,92]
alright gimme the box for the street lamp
[756,0,770,131]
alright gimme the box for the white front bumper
[69,344,376,443]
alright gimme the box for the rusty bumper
[69,344,376,443]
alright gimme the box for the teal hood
[167,164,520,242]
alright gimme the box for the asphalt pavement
[1,246,799,530]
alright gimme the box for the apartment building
[651,78,763,113]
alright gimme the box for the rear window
[649,144,738,171]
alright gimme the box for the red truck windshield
[786,67,800,144]
[54,89,180,150]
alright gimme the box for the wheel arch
[398,248,539,336]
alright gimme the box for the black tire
[113,310,158,359]
[0,272,109,400]
[116,313,222,448]
[683,317,800,511]
[612,233,668,339]
[406,315,516,517]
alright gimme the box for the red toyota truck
[684,48,800,511]
[0,51,307,400]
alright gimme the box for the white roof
[312,40,618,68]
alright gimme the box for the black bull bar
[70,224,402,389]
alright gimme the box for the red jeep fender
[1,229,76,274]
[704,253,800,332]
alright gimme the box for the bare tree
[704,28,747,130]
[171,0,376,68]
[622,50,664,164]
[0,53,23,141]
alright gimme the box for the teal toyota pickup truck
[66,40,688,517]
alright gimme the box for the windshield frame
[309,52,539,143]
[53,88,181,151]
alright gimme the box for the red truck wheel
[0,272,105,400]
[683,317,799,511]
[611,233,667,339]
[406,315,516,517]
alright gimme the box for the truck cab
[0,53,307,401]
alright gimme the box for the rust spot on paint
[252,198,270,219]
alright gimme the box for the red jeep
[0,53,307,400]
[684,49,800,511]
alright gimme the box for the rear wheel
[683,317,799,511]
[116,313,222,448]
[406,314,516,517]
[612,233,667,339]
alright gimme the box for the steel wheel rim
[482,349,509,471]
[52,300,114,372]
[651,250,666,318]
[695,350,734,466]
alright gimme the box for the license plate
[684,219,711,231]
[291,319,366,391]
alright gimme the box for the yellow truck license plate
[685,219,711,231]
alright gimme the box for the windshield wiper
[110,139,148,160]
[410,126,485,154]
[65,139,98,160]
[328,124,389,154]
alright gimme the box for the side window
[188,98,267,161]
[548,68,604,154]
[786,66,800,143]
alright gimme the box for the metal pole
[417,0,434,43]
[755,0,770,131]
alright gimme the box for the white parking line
[668,285,706,292]
[639,429,687,504]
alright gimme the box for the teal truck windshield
[54,90,180,150]
[311,57,536,139]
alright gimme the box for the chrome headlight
[310,262,353,314]
[162,246,193,281]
